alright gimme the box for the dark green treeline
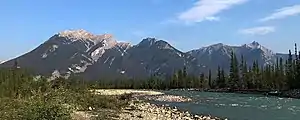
[95,44,300,90]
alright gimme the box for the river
[152,90,300,120]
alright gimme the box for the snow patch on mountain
[104,57,111,64]
[68,61,92,73]
[49,70,61,81]
[88,36,118,61]
[109,57,115,68]
[41,44,59,58]
[91,47,105,58]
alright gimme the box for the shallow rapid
[152,90,300,120]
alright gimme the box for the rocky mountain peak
[244,41,273,54]
[57,29,115,43]
[137,38,174,50]
[247,41,260,49]
[58,29,95,40]
[202,43,226,51]
[138,38,157,47]
[210,43,224,47]
[155,40,174,50]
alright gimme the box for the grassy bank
[0,68,129,120]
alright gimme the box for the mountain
[82,38,201,80]
[187,41,281,72]
[0,30,120,78]
[0,29,288,80]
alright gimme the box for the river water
[153,90,300,120]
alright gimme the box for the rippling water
[153,90,300,120]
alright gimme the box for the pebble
[144,95,192,102]
[119,100,224,120]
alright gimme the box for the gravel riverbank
[118,100,223,120]
[93,89,224,120]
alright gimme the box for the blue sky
[1,0,300,60]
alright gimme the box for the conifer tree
[240,55,247,89]
[229,51,239,89]
[183,67,188,88]
[216,66,222,88]
[171,72,179,88]
[208,69,212,88]
[252,61,259,88]
[279,57,285,89]
[247,66,253,89]
[199,73,205,88]
[177,69,183,88]
[295,44,300,88]
[286,49,295,89]
[221,68,226,88]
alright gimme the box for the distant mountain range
[0,29,288,80]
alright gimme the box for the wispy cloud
[239,26,276,35]
[259,4,300,22]
[177,0,248,24]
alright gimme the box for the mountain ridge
[0,29,289,80]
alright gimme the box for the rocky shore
[193,88,300,99]
[93,89,164,96]
[282,89,300,98]
[93,89,224,120]
[118,100,223,120]
[143,94,192,102]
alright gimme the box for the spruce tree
[240,55,246,89]
[183,67,188,88]
[172,72,179,88]
[229,51,239,89]
[287,49,295,89]
[295,44,300,88]
[279,57,285,90]
[199,73,205,88]
[208,69,212,89]
[247,66,253,89]
[252,61,258,89]
[274,58,280,89]
[221,68,226,88]
[177,69,183,88]
[243,61,249,89]
[216,66,222,88]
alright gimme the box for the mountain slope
[82,38,200,80]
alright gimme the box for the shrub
[19,100,72,120]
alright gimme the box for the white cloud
[177,0,248,23]
[205,16,221,21]
[239,26,276,35]
[259,4,300,22]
